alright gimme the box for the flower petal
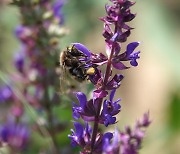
[74,122,83,138]
[75,92,87,109]
[110,89,116,102]
[93,90,108,99]
[73,43,91,58]
[112,61,129,70]
[126,42,140,55]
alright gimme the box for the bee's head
[67,46,72,51]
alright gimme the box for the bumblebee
[60,45,95,82]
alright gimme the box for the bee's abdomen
[69,67,87,81]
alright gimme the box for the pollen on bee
[67,46,72,51]
[86,67,95,75]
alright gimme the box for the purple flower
[100,0,140,70]
[72,91,121,126]
[74,42,140,72]
[119,113,151,154]
[72,92,96,121]
[0,121,30,149]
[73,43,108,67]
[68,122,92,147]
[68,1,149,153]
[0,85,13,102]
[14,48,25,73]
[91,53,108,66]
[103,112,151,154]
[106,74,124,90]
[88,68,102,86]
[112,42,140,69]
[100,89,121,126]
[15,25,32,42]
[101,0,136,42]
[103,129,120,154]
[53,0,64,25]
[68,122,113,153]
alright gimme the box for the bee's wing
[59,65,68,94]
[59,65,79,94]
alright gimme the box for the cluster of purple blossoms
[0,121,29,150]
[68,0,150,153]
[0,0,66,152]
[103,112,151,154]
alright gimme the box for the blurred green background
[1,0,180,153]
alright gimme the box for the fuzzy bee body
[60,45,95,82]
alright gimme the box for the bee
[60,45,96,82]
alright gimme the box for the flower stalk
[0,0,67,153]
[68,0,150,153]
[91,44,116,151]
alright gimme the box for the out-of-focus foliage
[168,90,180,132]
[61,0,106,45]
[0,5,19,72]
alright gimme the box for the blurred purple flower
[0,85,13,102]
[103,112,151,154]
[15,26,35,48]
[14,48,25,73]
[53,0,64,25]
[0,121,30,149]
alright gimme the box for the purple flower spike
[103,113,150,154]
[119,112,151,154]
[68,0,149,153]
